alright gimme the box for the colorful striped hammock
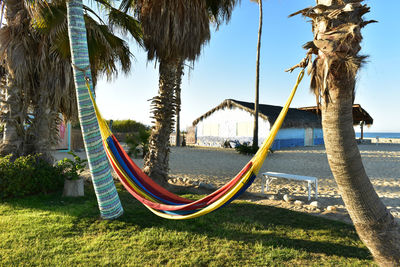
[87,70,304,220]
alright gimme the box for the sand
[53,142,400,223]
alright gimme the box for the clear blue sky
[95,0,400,132]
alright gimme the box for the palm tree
[251,0,262,150]
[120,0,239,186]
[0,0,34,158]
[28,2,133,162]
[291,1,400,264]
[0,1,134,162]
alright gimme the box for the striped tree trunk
[66,0,123,219]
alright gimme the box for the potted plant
[59,152,87,197]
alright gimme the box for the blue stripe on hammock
[107,136,182,206]
[220,173,257,208]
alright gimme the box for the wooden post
[360,121,364,140]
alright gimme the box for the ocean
[355,132,400,139]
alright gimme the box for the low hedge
[0,154,65,200]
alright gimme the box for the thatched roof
[298,104,373,126]
[192,99,322,128]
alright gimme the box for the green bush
[57,152,87,180]
[235,142,259,155]
[0,154,65,200]
[235,142,274,155]
[107,120,149,133]
[72,120,149,133]
[126,128,151,158]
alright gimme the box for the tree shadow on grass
[107,190,371,261]
[1,186,372,261]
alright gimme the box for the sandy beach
[54,142,400,223]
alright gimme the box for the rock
[63,178,84,197]
[198,182,216,190]
[310,201,322,208]
[327,206,337,211]
[277,188,290,195]
[283,194,293,202]
[294,200,304,206]
[268,195,278,200]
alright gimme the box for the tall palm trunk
[0,82,24,157]
[175,60,184,147]
[252,0,262,150]
[295,0,400,265]
[28,94,56,163]
[0,0,26,157]
[66,0,123,219]
[143,58,178,186]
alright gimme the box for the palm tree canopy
[133,0,211,61]
[206,0,240,28]
[119,0,239,61]
[0,0,140,123]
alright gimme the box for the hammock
[87,70,304,220]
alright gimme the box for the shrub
[0,154,65,200]
[72,120,149,133]
[57,152,87,180]
[126,128,151,158]
[235,142,259,155]
[107,120,149,133]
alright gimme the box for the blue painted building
[192,99,324,149]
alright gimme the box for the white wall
[195,107,271,146]
[196,107,270,138]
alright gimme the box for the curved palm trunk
[297,1,400,265]
[143,58,178,186]
[321,90,400,265]
[66,0,123,219]
[175,60,184,147]
[252,0,262,150]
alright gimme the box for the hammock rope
[84,69,305,219]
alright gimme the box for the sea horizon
[355,132,400,139]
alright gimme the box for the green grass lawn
[0,184,374,266]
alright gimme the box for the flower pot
[63,178,84,197]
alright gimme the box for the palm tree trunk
[252,0,262,150]
[321,89,400,266]
[66,0,123,219]
[0,82,24,158]
[0,0,26,158]
[310,0,400,265]
[143,58,178,186]
[175,60,184,147]
[28,97,55,163]
[4,0,21,20]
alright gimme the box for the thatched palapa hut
[191,99,373,149]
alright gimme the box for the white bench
[261,172,318,201]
